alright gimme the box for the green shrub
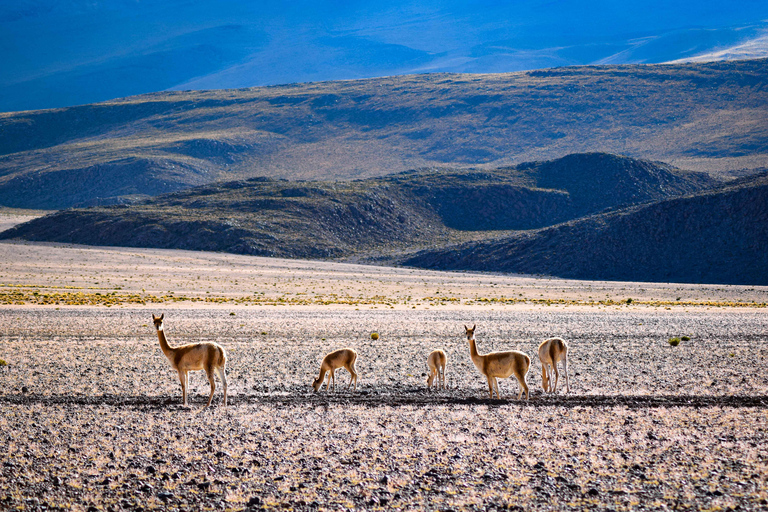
[668,337,681,347]
[681,336,691,341]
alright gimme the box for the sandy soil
[2,241,767,307]
[0,241,767,511]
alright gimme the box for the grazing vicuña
[538,337,569,393]
[313,348,358,392]
[426,349,447,390]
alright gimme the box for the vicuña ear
[472,324,476,331]
[152,314,157,321]
[160,313,164,320]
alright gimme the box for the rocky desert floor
[0,239,767,512]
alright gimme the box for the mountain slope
[0,153,717,259]
[1,59,766,210]
[403,172,768,285]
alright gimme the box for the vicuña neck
[156,328,174,356]
[468,337,480,359]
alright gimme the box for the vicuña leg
[347,361,358,390]
[204,367,216,409]
[551,360,560,393]
[515,372,529,400]
[562,356,569,393]
[215,367,228,407]
[178,369,188,407]
[487,377,498,399]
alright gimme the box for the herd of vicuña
[153,314,570,409]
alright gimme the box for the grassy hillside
[403,172,768,285]
[0,153,718,261]
[0,59,766,209]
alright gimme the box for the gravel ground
[0,241,766,511]
[1,306,767,511]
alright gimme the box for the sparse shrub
[681,336,691,341]
[626,298,633,304]
[668,337,681,347]
[229,312,236,316]
[371,332,380,340]
[0,359,7,366]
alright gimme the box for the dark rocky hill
[0,153,717,260]
[403,172,768,285]
[1,59,766,209]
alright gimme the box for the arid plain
[1,237,767,511]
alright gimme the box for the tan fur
[538,337,569,393]
[464,325,530,400]
[152,314,227,409]
[426,350,447,390]
[313,348,358,392]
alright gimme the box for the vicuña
[426,349,447,390]
[152,313,228,409]
[464,324,530,399]
[312,348,358,392]
[538,337,569,393]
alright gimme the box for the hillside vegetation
[1,59,767,210]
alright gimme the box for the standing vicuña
[538,337,569,393]
[426,349,447,390]
[312,348,358,392]
[152,314,228,409]
[464,325,530,399]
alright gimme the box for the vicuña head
[313,348,358,392]
[538,337,569,393]
[152,313,228,410]
[464,324,530,400]
[426,349,447,390]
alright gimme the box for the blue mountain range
[2,0,767,112]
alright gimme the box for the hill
[403,172,768,285]
[2,1,767,112]
[1,59,766,210]
[0,153,717,260]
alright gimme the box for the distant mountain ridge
[1,59,767,210]
[4,153,745,285]
[2,0,768,112]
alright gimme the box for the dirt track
[1,242,767,511]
